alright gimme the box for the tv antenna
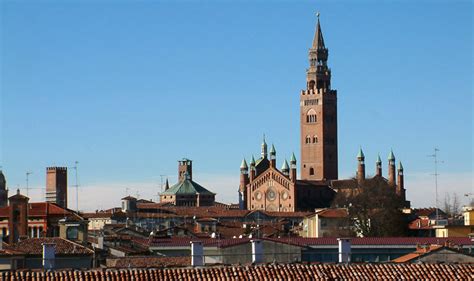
[26,171,33,197]
[428,148,443,223]
[159,175,168,192]
[71,161,80,212]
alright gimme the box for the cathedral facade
[238,16,409,212]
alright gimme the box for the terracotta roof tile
[10,237,93,255]
[316,208,348,218]
[107,256,190,268]
[0,264,472,280]
[264,237,473,247]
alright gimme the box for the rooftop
[7,237,93,255]
[0,264,472,280]
[161,178,215,196]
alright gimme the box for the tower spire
[261,134,268,159]
[312,12,325,50]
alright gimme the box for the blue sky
[1,1,472,211]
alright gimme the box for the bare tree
[443,192,461,218]
[331,177,408,237]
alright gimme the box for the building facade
[239,17,338,212]
[45,167,68,209]
[239,139,335,212]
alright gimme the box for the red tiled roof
[265,211,312,218]
[135,237,252,248]
[135,236,473,249]
[81,211,126,219]
[1,264,472,280]
[316,208,348,218]
[392,245,444,263]
[9,238,93,255]
[414,208,440,217]
[0,202,80,219]
[264,237,473,247]
[408,218,433,230]
[107,256,190,268]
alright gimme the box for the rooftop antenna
[72,161,79,212]
[26,171,33,197]
[159,175,168,193]
[428,148,443,224]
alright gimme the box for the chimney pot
[337,238,351,263]
[190,241,204,266]
[251,239,263,264]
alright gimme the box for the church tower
[300,15,338,180]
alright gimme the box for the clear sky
[1,1,472,211]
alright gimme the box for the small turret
[270,144,276,167]
[397,161,404,197]
[261,135,268,159]
[375,154,382,177]
[281,160,290,176]
[240,158,249,172]
[239,158,250,210]
[388,150,396,186]
[290,153,297,183]
[164,178,170,191]
[249,155,256,181]
[357,147,365,183]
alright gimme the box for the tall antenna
[72,161,79,212]
[26,171,33,197]
[428,148,441,223]
[158,175,168,203]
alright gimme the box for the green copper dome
[388,150,395,161]
[398,161,404,170]
[240,158,248,170]
[270,144,276,155]
[376,154,382,164]
[290,152,297,164]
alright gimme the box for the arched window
[309,167,314,175]
[308,80,315,89]
[313,136,318,143]
[306,109,317,123]
[305,135,311,144]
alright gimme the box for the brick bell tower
[300,14,338,181]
